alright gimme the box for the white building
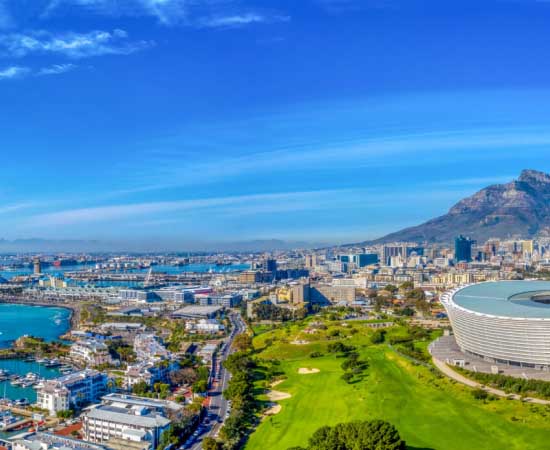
[70,340,114,367]
[185,319,224,334]
[83,394,182,448]
[332,277,369,289]
[13,432,108,450]
[124,361,178,388]
[133,334,169,361]
[36,370,109,415]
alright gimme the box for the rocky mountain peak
[370,170,550,244]
[518,169,550,185]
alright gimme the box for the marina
[0,359,62,403]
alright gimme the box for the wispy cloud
[30,189,358,226]
[0,62,78,79]
[199,13,290,28]
[45,0,189,25]
[37,63,77,75]
[0,29,152,59]
[0,65,29,79]
[0,203,34,214]
[115,127,550,194]
[44,0,288,27]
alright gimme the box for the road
[188,312,246,449]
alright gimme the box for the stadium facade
[441,281,550,369]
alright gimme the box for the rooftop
[451,281,550,319]
[172,306,222,317]
[14,432,107,450]
[86,406,171,429]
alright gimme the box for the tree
[132,381,150,395]
[156,425,178,450]
[305,420,405,450]
[373,296,386,312]
[202,437,221,450]
[56,410,74,419]
[341,372,354,384]
[385,285,398,294]
[370,330,386,345]
[407,288,426,301]
[415,299,431,316]
[193,379,208,394]
[170,367,198,386]
[220,411,249,443]
[232,334,253,352]
[472,388,489,400]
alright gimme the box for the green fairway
[246,321,550,450]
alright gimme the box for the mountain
[373,169,550,244]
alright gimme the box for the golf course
[245,318,550,450]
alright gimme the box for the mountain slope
[373,169,550,244]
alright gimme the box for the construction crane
[144,267,153,287]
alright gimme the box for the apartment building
[70,339,114,367]
[83,394,182,448]
[36,370,109,415]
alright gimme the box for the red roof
[55,423,82,436]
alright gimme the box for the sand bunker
[267,390,292,401]
[298,368,320,374]
[291,340,309,345]
[271,379,285,388]
[264,403,282,416]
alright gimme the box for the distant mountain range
[0,238,325,253]
[6,170,550,251]
[371,169,550,244]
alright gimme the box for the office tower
[455,235,473,262]
[263,258,277,273]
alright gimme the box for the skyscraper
[33,258,41,275]
[263,258,277,273]
[455,235,473,262]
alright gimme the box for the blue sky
[2,0,550,247]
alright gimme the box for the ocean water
[0,304,70,403]
[0,304,70,349]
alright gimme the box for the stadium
[441,281,550,369]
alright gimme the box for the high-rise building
[455,235,474,262]
[353,253,379,267]
[304,254,317,268]
[33,258,41,275]
[263,258,277,273]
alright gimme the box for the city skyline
[2,1,550,246]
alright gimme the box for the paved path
[432,357,550,405]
